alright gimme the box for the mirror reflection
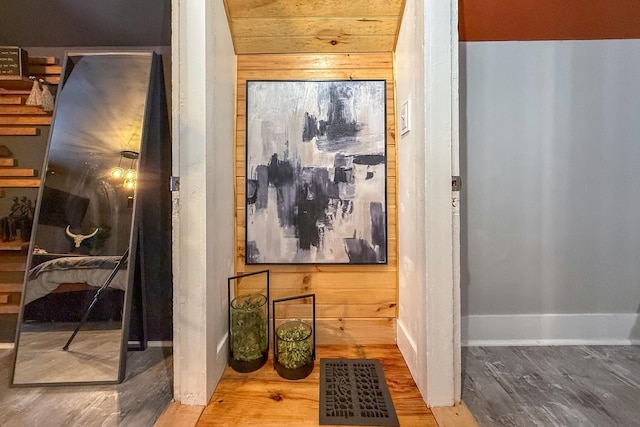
[12,52,155,385]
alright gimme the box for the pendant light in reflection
[111,150,139,189]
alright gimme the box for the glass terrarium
[272,294,316,380]
[227,270,270,373]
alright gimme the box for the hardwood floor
[0,346,173,426]
[462,346,640,427]
[197,345,438,427]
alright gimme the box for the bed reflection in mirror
[11,51,158,385]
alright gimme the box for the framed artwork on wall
[245,80,387,265]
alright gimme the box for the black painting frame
[245,80,388,265]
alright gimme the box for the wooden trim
[229,17,399,38]
[237,53,393,69]
[0,305,19,314]
[0,261,27,271]
[232,35,395,54]
[0,96,22,105]
[0,127,38,136]
[39,76,60,85]
[0,75,58,91]
[0,158,15,167]
[0,89,30,96]
[0,168,36,177]
[28,56,57,65]
[27,65,63,75]
[153,402,204,427]
[0,240,28,250]
[0,76,31,90]
[0,105,49,115]
[0,283,24,292]
[0,116,51,125]
[432,403,479,427]
[459,0,640,41]
[0,178,40,187]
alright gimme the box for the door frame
[170,0,460,407]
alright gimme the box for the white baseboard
[0,343,13,349]
[463,313,640,346]
[396,319,418,375]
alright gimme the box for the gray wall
[0,0,170,47]
[461,40,640,340]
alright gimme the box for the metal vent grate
[319,359,399,426]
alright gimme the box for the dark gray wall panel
[0,0,170,47]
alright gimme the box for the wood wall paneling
[235,53,398,345]
[223,1,406,54]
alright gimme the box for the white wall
[461,40,640,345]
[396,0,427,386]
[172,0,235,404]
[396,0,459,406]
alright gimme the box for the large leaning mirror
[11,51,158,385]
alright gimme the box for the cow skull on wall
[65,225,99,248]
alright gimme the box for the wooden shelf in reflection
[0,55,60,135]
[0,240,29,251]
[0,178,40,187]
[0,242,28,314]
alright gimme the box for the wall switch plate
[400,98,410,135]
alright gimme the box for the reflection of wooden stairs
[0,158,39,188]
[0,56,60,136]
[0,55,59,314]
[0,241,28,314]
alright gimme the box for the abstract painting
[245,80,387,264]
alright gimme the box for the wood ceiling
[223,0,406,54]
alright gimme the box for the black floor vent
[319,358,399,426]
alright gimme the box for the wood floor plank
[432,402,479,427]
[198,344,437,427]
[462,345,640,427]
[155,402,205,427]
[0,346,173,426]
[461,347,523,426]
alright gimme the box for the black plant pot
[274,319,314,380]
[229,293,268,373]
[230,349,268,373]
[274,359,314,380]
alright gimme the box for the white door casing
[396,0,460,407]
[171,0,459,406]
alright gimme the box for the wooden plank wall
[234,53,397,345]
